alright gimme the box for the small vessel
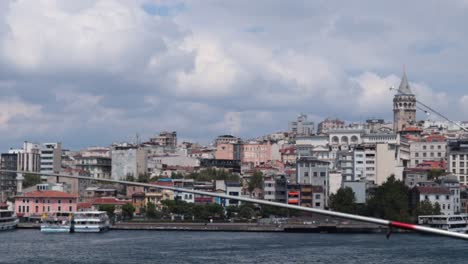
[41,212,73,233]
[0,210,18,231]
[418,214,468,233]
[73,211,110,233]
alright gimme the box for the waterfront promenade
[18,221,389,233]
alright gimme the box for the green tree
[98,204,116,219]
[122,203,135,219]
[366,175,411,222]
[23,173,41,188]
[239,205,255,220]
[138,173,151,183]
[146,202,159,218]
[248,171,264,193]
[126,175,136,182]
[329,187,357,214]
[415,200,441,217]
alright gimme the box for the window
[315,194,321,199]
[35,199,38,203]
[304,172,309,177]
[430,153,434,158]
[26,206,29,213]
[430,145,434,150]
[436,195,440,200]
[423,153,427,158]
[438,153,442,157]
[313,172,318,177]
[424,195,428,200]
[48,206,50,212]
[423,146,427,150]
[58,200,61,204]
[69,206,72,212]
[438,145,441,150]
[315,202,321,207]
[460,162,465,167]
[58,206,61,212]
[442,204,445,210]
[415,153,419,157]
[35,206,38,213]
[320,172,326,177]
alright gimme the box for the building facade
[111,144,147,181]
[15,190,77,218]
[447,140,468,185]
[289,114,314,136]
[409,135,446,168]
[76,156,112,179]
[40,142,62,174]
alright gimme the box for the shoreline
[17,222,395,233]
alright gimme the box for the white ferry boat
[418,214,468,233]
[0,210,18,231]
[41,212,73,233]
[73,211,110,233]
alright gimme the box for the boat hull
[73,224,109,233]
[41,226,71,233]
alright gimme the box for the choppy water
[0,230,466,263]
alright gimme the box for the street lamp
[389,86,468,132]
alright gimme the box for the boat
[418,214,468,233]
[41,212,73,233]
[73,211,110,233]
[0,210,18,231]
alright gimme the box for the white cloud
[0,98,42,128]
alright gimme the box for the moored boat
[0,210,19,231]
[418,214,468,233]
[73,211,110,233]
[41,212,73,233]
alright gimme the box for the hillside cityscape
[1,71,468,224]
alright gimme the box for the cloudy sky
[0,0,467,150]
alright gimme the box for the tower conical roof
[398,70,413,95]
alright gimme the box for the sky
[1,0,468,150]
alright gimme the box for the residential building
[286,184,324,209]
[409,135,446,168]
[241,141,272,166]
[150,131,177,148]
[214,135,241,146]
[215,180,241,206]
[393,70,417,132]
[263,175,287,203]
[111,144,147,181]
[296,157,329,205]
[9,141,41,173]
[447,140,468,185]
[15,190,77,219]
[76,156,112,179]
[40,142,62,174]
[411,186,455,215]
[215,143,241,160]
[289,114,314,136]
[173,179,195,203]
[0,153,18,197]
[317,118,345,134]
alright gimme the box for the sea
[0,230,465,264]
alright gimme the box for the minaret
[393,69,416,132]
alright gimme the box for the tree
[329,187,357,214]
[365,175,411,222]
[98,204,116,219]
[138,173,151,183]
[239,205,255,220]
[146,202,159,218]
[248,171,264,193]
[23,173,41,188]
[415,200,441,217]
[122,203,135,219]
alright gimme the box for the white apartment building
[40,142,62,174]
[9,141,41,172]
[111,144,147,181]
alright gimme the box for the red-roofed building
[15,191,77,218]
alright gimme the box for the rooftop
[17,190,77,199]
